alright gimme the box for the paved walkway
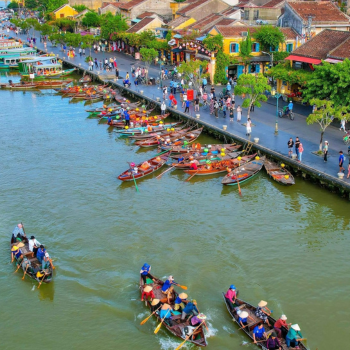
[7,28,350,184]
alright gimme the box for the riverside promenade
[8,29,350,196]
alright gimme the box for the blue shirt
[160,309,172,319]
[239,316,247,323]
[124,112,130,120]
[202,78,207,86]
[183,302,198,314]
[37,248,46,260]
[161,279,174,292]
[186,100,190,107]
[175,296,183,304]
[173,82,177,88]
[170,81,173,87]
[253,326,265,338]
[288,102,293,110]
[107,117,112,123]
[339,154,345,163]
[12,226,24,237]
[13,249,22,259]
[227,83,231,91]
[141,264,150,276]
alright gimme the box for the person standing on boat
[140,263,155,284]
[274,314,291,339]
[253,323,267,344]
[12,223,26,242]
[161,276,178,303]
[255,300,272,326]
[124,111,130,127]
[224,284,237,311]
[286,324,303,349]
[28,235,41,256]
[42,252,50,270]
[36,245,46,264]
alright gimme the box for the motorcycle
[278,107,294,120]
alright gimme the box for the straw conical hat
[258,300,267,307]
[151,299,160,306]
[161,303,171,310]
[291,324,301,331]
[143,285,152,293]
[240,311,249,318]
[179,293,188,299]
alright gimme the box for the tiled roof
[261,0,284,8]
[53,4,75,13]
[292,29,350,59]
[167,16,191,28]
[119,0,146,11]
[188,14,222,30]
[288,1,350,23]
[137,11,155,19]
[126,16,155,32]
[220,7,239,16]
[214,25,258,37]
[215,18,236,26]
[328,37,350,60]
[280,27,298,40]
[101,2,121,9]
[177,0,210,15]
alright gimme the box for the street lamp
[155,57,163,89]
[271,86,285,135]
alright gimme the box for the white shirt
[29,238,41,252]
[161,103,166,111]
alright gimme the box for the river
[0,67,349,349]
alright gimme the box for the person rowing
[253,323,267,344]
[181,299,199,321]
[161,275,179,303]
[174,292,188,312]
[238,310,254,328]
[224,284,237,311]
[266,332,282,350]
[286,324,303,349]
[141,285,155,303]
[151,298,162,312]
[160,303,175,326]
[11,245,23,263]
[140,263,155,284]
[255,300,272,326]
[274,314,291,338]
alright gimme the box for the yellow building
[51,4,78,19]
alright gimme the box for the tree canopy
[253,25,285,51]
[7,1,19,9]
[100,13,128,40]
[72,4,88,12]
[177,60,208,91]
[82,11,101,27]
[203,34,223,52]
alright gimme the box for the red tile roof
[137,11,155,19]
[119,0,146,11]
[220,7,239,16]
[188,14,222,30]
[167,16,190,28]
[292,29,350,59]
[214,25,258,37]
[288,1,350,23]
[261,0,284,8]
[101,2,121,9]
[126,16,155,32]
[215,18,236,26]
[280,27,298,40]
[328,36,350,60]
[177,0,210,15]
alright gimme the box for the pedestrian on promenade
[211,86,215,98]
[226,82,231,94]
[113,58,117,69]
[182,90,187,108]
[340,119,346,133]
[89,60,93,71]
[185,100,190,113]
[209,99,214,115]
[214,99,219,118]
[323,141,329,162]
[168,93,174,107]
[222,103,227,118]
[99,60,102,70]
[161,101,166,115]
[79,48,82,56]
[82,48,85,56]
[295,137,300,160]
[163,86,167,100]
[115,67,119,79]
[298,142,304,162]
[236,105,242,123]
[250,104,255,112]
[288,138,294,157]
[229,107,234,122]
[347,158,350,179]
[246,118,252,136]
[94,58,98,69]
[194,96,199,112]
[339,151,345,173]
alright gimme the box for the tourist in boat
[174,292,188,312]
[253,323,267,343]
[286,324,303,349]
[224,284,237,311]
[151,298,162,312]
[42,252,50,270]
[12,223,26,242]
[124,110,130,127]
[161,275,178,303]
[11,245,23,263]
[140,263,155,284]
[274,314,291,338]
[266,332,282,350]
[141,285,155,303]
[181,300,199,321]
[190,161,198,170]
[160,304,174,325]
[255,300,272,326]
[28,235,41,256]
[238,311,254,327]
[36,245,46,264]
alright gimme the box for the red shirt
[274,319,287,329]
[141,290,155,300]
[169,94,174,100]
[172,99,177,105]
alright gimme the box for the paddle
[49,258,56,270]
[140,305,162,325]
[127,162,139,192]
[156,165,175,179]
[196,307,209,331]
[175,322,205,350]
[37,272,46,289]
[21,221,28,242]
[154,309,170,334]
[185,171,198,182]
[175,283,188,290]
[22,264,29,280]
[235,169,242,196]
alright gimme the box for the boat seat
[265,329,275,337]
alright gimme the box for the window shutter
[256,64,260,73]
[256,43,260,52]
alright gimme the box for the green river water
[1,72,350,350]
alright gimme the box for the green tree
[64,32,82,47]
[253,25,285,52]
[139,48,158,78]
[82,11,101,27]
[177,60,208,91]
[25,0,41,9]
[306,99,350,151]
[40,23,57,36]
[234,73,271,119]
[239,31,252,74]
[25,18,41,37]
[303,59,350,108]
[43,0,68,12]
[55,18,75,32]
[72,4,88,12]
[203,34,223,52]
[49,32,65,46]
[7,1,19,9]
[81,34,95,56]
[100,13,128,40]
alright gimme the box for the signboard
[135,52,140,60]
[29,73,35,79]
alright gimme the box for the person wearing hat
[12,223,26,242]
[140,263,155,284]
[255,301,271,326]
[224,284,237,311]
[28,235,41,256]
[11,245,23,263]
[174,293,188,312]
[42,252,50,270]
[36,245,46,264]
[160,304,174,326]
[274,315,291,339]
[151,298,162,312]
[253,323,267,344]
[161,276,178,303]
[190,313,206,328]
[238,311,254,328]
[266,332,281,350]
[181,300,199,321]
[141,285,155,303]
[286,324,303,349]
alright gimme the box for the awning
[285,55,321,65]
[324,58,343,64]
[195,53,210,61]
[196,35,207,41]
[173,34,182,39]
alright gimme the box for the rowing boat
[108,113,168,128]
[165,143,238,155]
[184,153,256,176]
[115,123,180,135]
[159,128,204,151]
[10,235,53,284]
[79,75,92,84]
[127,126,184,140]
[118,151,171,181]
[140,275,207,347]
[264,160,295,186]
[221,156,265,185]
[171,144,241,160]
[222,294,307,350]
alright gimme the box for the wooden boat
[184,153,256,176]
[118,151,171,181]
[34,79,73,88]
[10,236,53,284]
[79,74,92,84]
[86,104,120,113]
[222,156,265,185]
[1,81,37,89]
[134,127,193,147]
[171,144,241,160]
[159,128,204,151]
[115,123,180,135]
[264,160,295,186]
[222,294,307,350]
[165,143,238,155]
[108,113,168,128]
[140,275,207,347]
[127,126,183,140]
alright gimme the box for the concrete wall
[126,0,172,19]
[69,0,103,11]
[187,0,229,21]
[243,7,281,24]
[278,5,303,35]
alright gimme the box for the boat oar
[49,258,56,270]
[140,305,162,325]
[154,309,170,334]
[127,162,139,192]
[22,264,29,280]
[196,307,209,331]
[156,166,175,179]
[37,272,46,289]
[175,322,205,350]
[235,170,242,196]
[175,283,188,290]
[185,171,198,182]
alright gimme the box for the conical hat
[161,303,171,310]
[17,242,25,248]
[240,311,249,318]
[258,300,267,307]
[179,293,188,299]
[143,285,152,293]
[291,324,301,331]
[151,299,160,306]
